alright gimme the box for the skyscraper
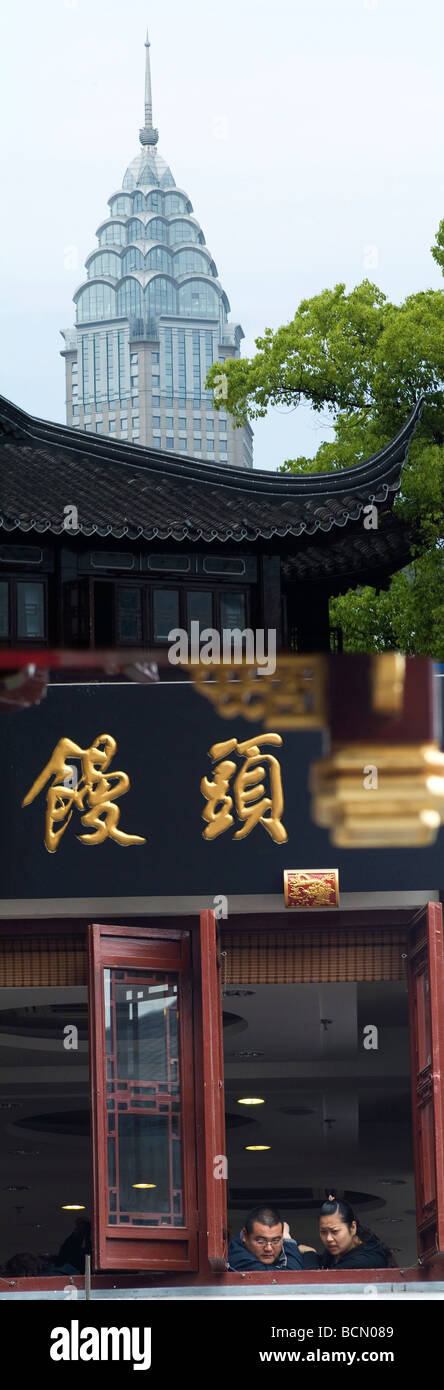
[60,31,253,469]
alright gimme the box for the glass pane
[118,1114,178,1219]
[220,592,246,629]
[117,588,142,642]
[186,591,212,630]
[109,979,177,1082]
[153,589,179,641]
[0,582,8,637]
[104,968,183,1227]
[17,582,44,638]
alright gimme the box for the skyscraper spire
[139,27,159,146]
[61,29,253,468]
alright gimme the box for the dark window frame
[0,574,48,646]
[92,579,252,650]
[150,582,251,650]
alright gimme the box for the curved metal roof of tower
[68,31,235,330]
[123,148,176,191]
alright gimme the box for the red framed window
[88,924,199,1271]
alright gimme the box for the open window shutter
[408,902,444,1262]
[88,923,198,1272]
[199,910,227,1271]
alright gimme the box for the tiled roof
[0,394,423,545]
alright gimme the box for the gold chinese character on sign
[201,734,288,843]
[22,734,146,853]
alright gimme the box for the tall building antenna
[139,27,159,146]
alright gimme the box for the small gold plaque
[284,868,339,909]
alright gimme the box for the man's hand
[283,1221,316,1252]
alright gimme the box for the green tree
[207,236,444,657]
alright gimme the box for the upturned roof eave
[0,394,423,502]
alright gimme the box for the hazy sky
[1,0,444,470]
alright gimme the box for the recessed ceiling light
[223,990,255,998]
[279,1106,315,1117]
[231,1050,264,1058]
[132,1183,157,1189]
[245,1145,270,1151]
[378,1218,404,1224]
[376,1179,406,1186]
[8,1149,40,1157]
[237,1098,265,1106]
[61,1204,86,1210]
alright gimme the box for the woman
[317,1197,393,1270]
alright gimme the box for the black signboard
[0,680,443,898]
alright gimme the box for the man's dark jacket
[228,1231,303,1271]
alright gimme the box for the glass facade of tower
[60,44,253,469]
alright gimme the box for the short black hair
[244,1206,283,1235]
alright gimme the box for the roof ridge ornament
[139,27,159,147]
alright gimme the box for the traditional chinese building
[0,391,423,654]
[0,389,443,1298]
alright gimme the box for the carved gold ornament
[310,742,444,848]
[370,654,406,715]
[284,869,339,908]
[190,656,327,729]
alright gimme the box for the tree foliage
[206,231,444,656]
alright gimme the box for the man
[54,1217,91,1274]
[228,1205,316,1271]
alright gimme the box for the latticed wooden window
[221,929,407,984]
[88,924,201,1272]
[104,966,184,1229]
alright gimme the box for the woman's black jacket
[320,1234,389,1270]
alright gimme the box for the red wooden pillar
[408,902,444,1268]
[197,909,227,1272]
